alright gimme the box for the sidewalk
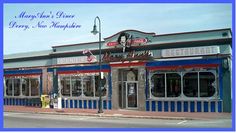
[4,105,232,120]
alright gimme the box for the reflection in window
[200,72,215,97]
[61,77,70,96]
[71,76,82,97]
[95,76,107,97]
[167,73,181,97]
[183,73,198,97]
[22,78,30,96]
[83,76,93,97]
[14,79,20,96]
[31,78,39,96]
[151,74,165,97]
[6,78,13,96]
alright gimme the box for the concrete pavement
[4,105,232,120]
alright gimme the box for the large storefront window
[59,73,108,98]
[150,70,217,99]
[5,76,40,97]
[151,73,181,98]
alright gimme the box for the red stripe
[147,64,219,71]
[110,62,146,67]
[4,73,41,77]
[57,69,110,74]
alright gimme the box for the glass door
[126,81,138,108]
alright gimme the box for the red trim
[147,64,219,71]
[57,69,110,74]
[110,62,146,67]
[4,73,41,77]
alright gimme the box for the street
[4,112,232,128]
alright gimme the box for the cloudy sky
[4,4,232,55]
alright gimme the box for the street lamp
[91,16,103,113]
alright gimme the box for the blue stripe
[74,100,78,108]
[218,101,222,112]
[88,100,92,109]
[13,99,15,105]
[164,101,168,112]
[204,102,208,112]
[103,100,107,109]
[84,100,87,109]
[70,100,73,108]
[158,101,162,112]
[170,101,175,112]
[146,101,150,111]
[177,101,181,112]
[184,101,188,112]
[16,99,18,105]
[66,100,68,108]
[197,101,202,112]
[4,69,42,75]
[211,101,216,112]
[79,100,82,108]
[108,100,112,110]
[146,58,221,67]
[151,101,156,111]
[6,98,8,105]
[10,98,12,105]
[93,100,97,109]
[4,98,5,105]
[190,101,195,112]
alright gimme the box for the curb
[4,111,194,120]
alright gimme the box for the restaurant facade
[4,28,232,112]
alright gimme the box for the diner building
[4,28,232,112]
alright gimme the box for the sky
[3,3,232,55]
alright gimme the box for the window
[61,76,70,96]
[167,73,181,97]
[151,74,165,97]
[151,73,181,98]
[183,73,198,97]
[95,76,107,97]
[83,76,93,97]
[59,73,108,98]
[31,78,39,96]
[5,77,40,97]
[13,79,20,96]
[22,78,30,96]
[199,72,215,97]
[6,78,13,96]
[71,76,82,97]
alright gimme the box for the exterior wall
[111,68,119,110]
[137,67,146,111]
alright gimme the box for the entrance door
[126,81,138,108]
